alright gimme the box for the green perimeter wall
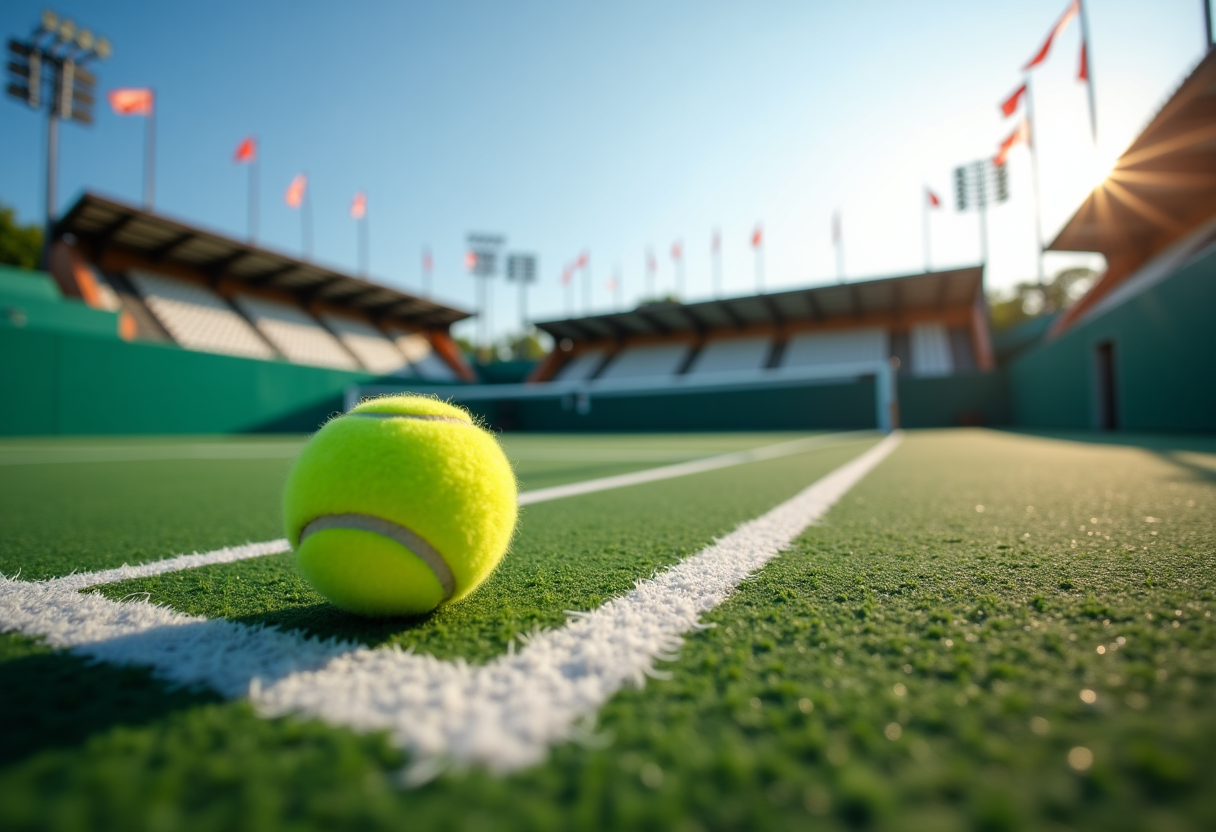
[456,381,877,433]
[0,326,375,436]
[1008,245,1216,433]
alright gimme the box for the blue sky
[1,1,1209,346]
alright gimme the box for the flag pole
[1024,81,1047,286]
[144,91,156,209]
[834,213,844,283]
[582,255,591,314]
[248,156,258,243]
[923,190,932,272]
[1077,0,1098,144]
[302,172,312,260]
[754,244,764,293]
[712,233,722,298]
[676,247,684,298]
[359,215,369,276]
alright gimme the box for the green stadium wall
[1008,245,1216,433]
[454,380,879,433]
[0,326,376,436]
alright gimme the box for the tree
[0,203,43,270]
[988,267,1097,332]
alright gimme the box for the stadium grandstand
[0,193,472,435]
[355,266,1001,432]
[51,192,471,380]
[4,53,1214,437]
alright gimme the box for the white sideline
[0,432,900,775]
[518,432,870,505]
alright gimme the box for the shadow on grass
[996,429,1216,484]
[0,631,219,767]
[231,602,435,649]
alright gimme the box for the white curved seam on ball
[300,513,456,600]
[350,413,470,425]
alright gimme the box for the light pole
[6,9,111,265]
[506,253,538,358]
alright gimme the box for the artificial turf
[1,429,1214,831]
[0,432,818,581]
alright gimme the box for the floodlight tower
[466,233,505,361]
[6,9,111,263]
[506,252,538,357]
[952,160,1009,267]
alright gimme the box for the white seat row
[128,271,458,378]
[233,294,359,371]
[559,324,960,383]
[128,271,275,360]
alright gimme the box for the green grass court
[1,429,1214,831]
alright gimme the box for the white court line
[0,432,900,775]
[518,432,870,505]
[26,431,870,591]
[0,444,307,466]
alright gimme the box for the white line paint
[0,433,900,775]
[0,443,306,466]
[8,432,868,588]
[518,432,871,505]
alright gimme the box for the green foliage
[988,267,1097,332]
[0,202,43,270]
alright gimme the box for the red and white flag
[422,249,433,273]
[671,241,682,261]
[561,264,574,285]
[995,120,1031,166]
[350,191,367,220]
[233,137,256,163]
[1078,41,1088,81]
[831,212,841,245]
[464,251,478,271]
[711,229,721,253]
[1024,0,1079,71]
[576,251,589,269]
[927,189,941,208]
[751,226,763,248]
[1000,83,1027,118]
[285,174,307,209]
[646,249,657,272]
[606,276,618,293]
[108,88,154,116]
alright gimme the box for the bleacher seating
[596,343,690,381]
[232,294,358,370]
[910,323,953,377]
[127,271,274,360]
[389,331,458,381]
[320,312,409,375]
[685,336,772,376]
[781,328,886,368]
[552,349,607,382]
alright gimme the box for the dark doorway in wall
[1094,340,1119,431]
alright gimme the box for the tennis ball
[282,395,517,617]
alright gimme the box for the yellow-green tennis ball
[282,395,517,617]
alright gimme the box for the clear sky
[1,1,1209,347]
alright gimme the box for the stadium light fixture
[6,9,111,264]
[952,159,1010,265]
[467,233,507,360]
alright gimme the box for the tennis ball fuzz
[282,395,517,617]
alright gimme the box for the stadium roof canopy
[55,192,469,329]
[1046,48,1216,334]
[534,266,983,343]
[1049,48,1216,256]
